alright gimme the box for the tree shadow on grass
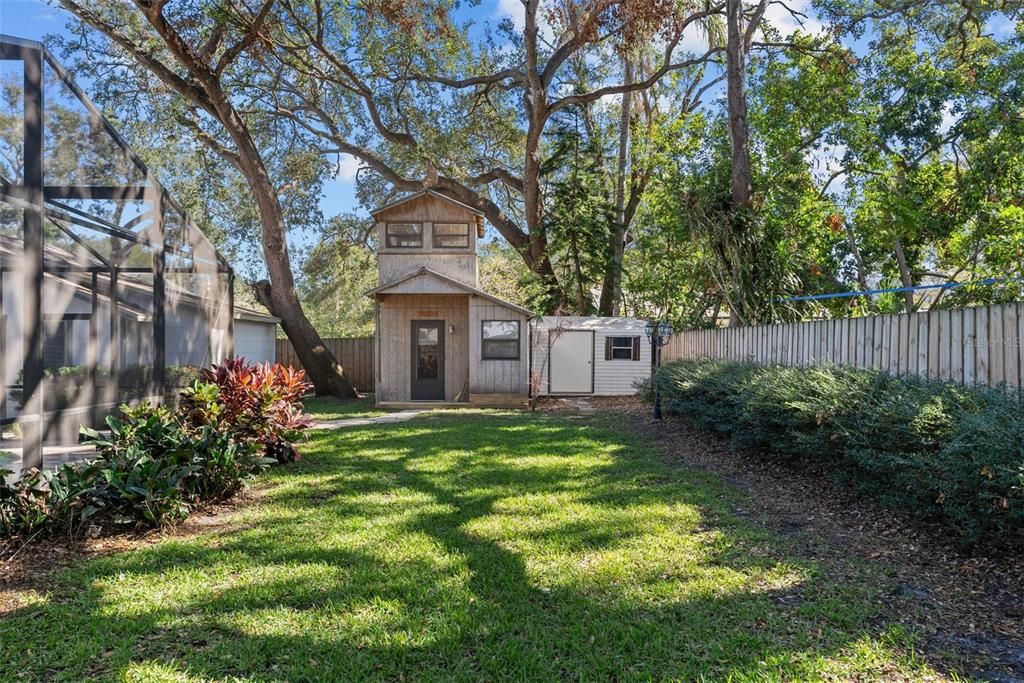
[0,414,935,681]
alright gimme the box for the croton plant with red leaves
[181,358,314,463]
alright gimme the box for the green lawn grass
[0,410,943,681]
[301,394,385,420]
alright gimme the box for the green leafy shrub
[180,358,314,463]
[932,395,1024,545]
[1,359,308,539]
[9,365,200,410]
[0,460,110,536]
[0,467,56,536]
[1,408,275,537]
[166,365,201,388]
[79,405,274,526]
[632,376,654,402]
[656,359,1024,549]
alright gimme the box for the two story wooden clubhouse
[367,191,533,406]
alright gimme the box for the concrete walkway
[560,397,596,415]
[313,409,428,430]
[1,443,97,483]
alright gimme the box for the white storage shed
[531,317,653,396]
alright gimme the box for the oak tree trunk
[599,57,633,316]
[133,2,359,398]
[256,280,357,398]
[893,236,916,313]
[726,0,753,212]
[231,133,357,398]
[522,78,569,311]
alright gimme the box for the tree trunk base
[255,279,358,398]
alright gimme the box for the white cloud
[491,0,716,58]
[761,0,826,38]
[493,0,557,42]
[494,0,526,31]
[680,24,714,53]
[938,102,958,135]
[985,13,1018,38]
[335,154,361,181]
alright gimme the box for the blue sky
[0,0,517,275]
[0,0,860,277]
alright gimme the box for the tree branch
[404,68,528,90]
[549,47,722,113]
[274,0,418,147]
[215,0,277,76]
[540,0,617,88]
[57,0,214,111]
[469,167,525,193]
[743,0,770,48]
[175,110,242,169]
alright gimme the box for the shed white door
[548,330,593,393]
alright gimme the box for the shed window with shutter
[605,335,640,361]
[385,222,423,248]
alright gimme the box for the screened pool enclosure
[0,35,235,474]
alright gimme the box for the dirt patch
[601,396,1024,682]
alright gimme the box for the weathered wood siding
[280,304,534,399]
[367,192,530,400]
[376,293,470,402]
[378,273,467,296]
[379,255,477,287]
[375,194,479,287]
[468,296,530,395]
[662,302,1024,392]
[276,336,374,392]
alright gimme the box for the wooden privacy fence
[276,336,375,392]
[663,302,1024,391]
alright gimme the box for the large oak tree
[57,0,357,396]
[256,0,724,311]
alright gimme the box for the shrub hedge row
[655,360,1024,549]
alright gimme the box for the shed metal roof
[234,306,280,324]
[534,316,650,331]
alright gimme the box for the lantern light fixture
[646,319,674,420]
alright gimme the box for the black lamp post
[645,319,674,420]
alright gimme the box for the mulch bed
[0,489,263,615]
[579,395,1024,683]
